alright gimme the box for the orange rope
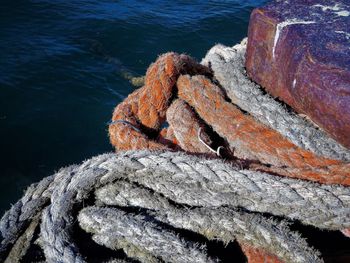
[177,74,350,185]
[241,244,283,263]
[109,52,210,150]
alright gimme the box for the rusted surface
[246,0,350,148]
[177,75,350,185]
[241,244,283,263]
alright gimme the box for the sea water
[0,0,266,213]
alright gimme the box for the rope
[1,41,350,262]
[108,43,350,186]
[94,180,321,263]
[99,151,350,230]
[106,42,350,262]
[177,74,350,185]
[108,52,211,151]
[0,173,57,260]
[166,99,218,155]
[4,215,40,263]
[79,207,216,263]
[4,151,346,262]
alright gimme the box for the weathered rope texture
[2,151,344,262]
[79,207,217,263]
[94,180,321,263]
[108,52,211,151]
[99,151,350,230]
[108,44,350,186]
[105,44,350,262]
[106,42,350,262]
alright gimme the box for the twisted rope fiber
[2,151,350,262]
[98,151,350,230]
[17,151,350,262]
[176,74,350,184]
[0,166,79,262]
[106,45,350,263]
[3,215,41,263]
[108,47,350,186]
[79,207,217,263]
[0,174,55,260]
[93,180,321,263]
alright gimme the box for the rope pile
[2,151,350,262]
[1,39,349,262]
[108,38,350,261]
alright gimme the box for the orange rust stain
[241,244,284,263]
[177,74,350,185]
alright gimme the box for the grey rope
[79,207,217,263]
[99,151,350,230]
[4,215,40,263]
[36,150,350,262]
[0,172,58,262]
[3,151,345,262]
[40,156,111,263]
[201,39,350,162]
[95,180,321,263]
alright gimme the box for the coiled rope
[4,151,350,262]
[108,40,350,186]
[107,38,350,262]
[1,39,349,262]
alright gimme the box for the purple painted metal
[246,0,350,148]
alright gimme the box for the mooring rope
[1,40,349,262]
[79,206,217,263]
[4,151,348,262]
[176,74,350,185]
[93,180,323,263]
[108,41,350,186]
[106,40,350,262]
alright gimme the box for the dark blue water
[0,0,266,213]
